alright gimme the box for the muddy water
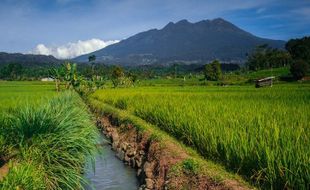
[84,135,139,190]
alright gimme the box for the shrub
[204,60,222,81]
[290,59,309,80]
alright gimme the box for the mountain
[0,52,61,67]
[74,18,286,65]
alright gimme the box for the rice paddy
[1,80,309,189]
[0,81,57,110]
[91,84,310,189]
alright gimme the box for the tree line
[0,36,309,82]
[246,36,310,79]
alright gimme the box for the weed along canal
[84,135,139,190]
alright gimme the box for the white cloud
[31,38,119,59]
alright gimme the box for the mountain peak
[164,18,234,30]
[176,19,190,25]
[164,21,175,28]
[74,18,285,65]
[163,19,191,29]
[212,17,227,23]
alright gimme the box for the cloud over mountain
[31,39,119,59]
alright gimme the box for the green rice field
[91,84,310,189]
[0,81,57,110]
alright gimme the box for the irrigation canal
[84,135,139,190]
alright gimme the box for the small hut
[255,76,275,88]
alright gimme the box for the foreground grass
[91,84,310,189]
[0,91,99,189]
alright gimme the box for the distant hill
[0,52,61,67]
[74,18,285,65]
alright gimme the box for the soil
[0,163,9,181]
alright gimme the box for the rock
[137,168,142,176]
[135,158,142,168]
[121,143,128,151]
[145,178,154,189]
[127,149,136,157]
[107,131,112,137]
[112,141,119,150]
[116,150,125,160]
[111,131,119,142]
[144,162,154,178]
[130,158,135,167]
[139,185,146,190]
[124,155,130,163]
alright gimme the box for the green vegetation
[91,84,310,189]
[286,36,310,79]
[290,60,309,80]
[286,36,310,61]
[0,81,57,110]
[204,60,222,81]
[246,44,291,71]
[88,55,96,63]
[0,36,308,190]
[0,83,99,190]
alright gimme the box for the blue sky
[0,0,309,58]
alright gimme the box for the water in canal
[84,135,139,190]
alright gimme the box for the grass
[91,84,310,189]
[0,82,99,190]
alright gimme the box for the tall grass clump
[0,92,99,190]
[91,84,310,189]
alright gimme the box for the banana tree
[49,67,63,92]
[64,62,78,89]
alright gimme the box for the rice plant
[91,84,310,189]
[0,92,99,190]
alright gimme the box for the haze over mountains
[74,18,285,65]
